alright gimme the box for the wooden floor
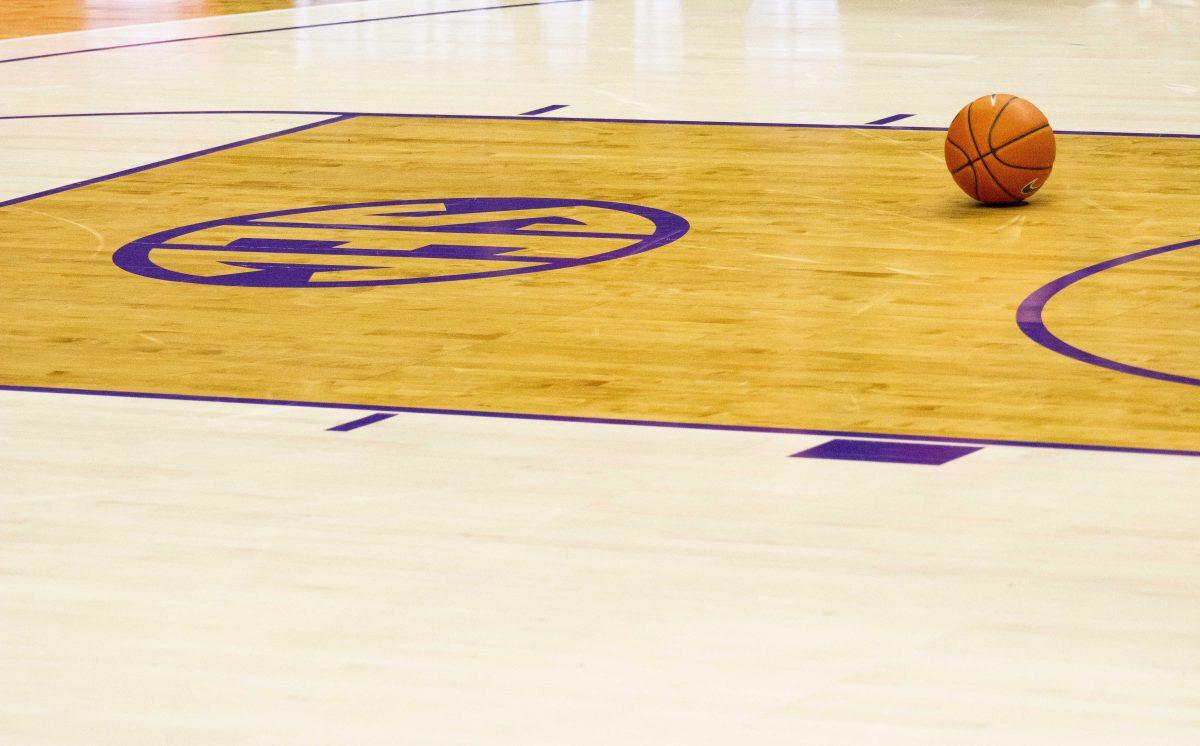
[2,1,1199,744]
[0,0,356,39]
[4,116,1198,451]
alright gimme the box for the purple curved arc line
[0,0,589,66]
[1017,238,1200,387]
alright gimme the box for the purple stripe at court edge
[328,412,396,432]
[0,0,590,66]
[521,105,569,116]
[792,439,980,465]
[0,114,355,209]
[1017,238,1200,387]
[865,113,916,125]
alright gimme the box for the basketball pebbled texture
[945,94,1056,204]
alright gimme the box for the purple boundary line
[1,109,1199,140]
[521,104,569,116]
[2,110,1200,140]
[328,412,397,432]
[1,383,1197,458]
[0,114,355,210]
[1017,238,1200,387]
[0,0,590,66]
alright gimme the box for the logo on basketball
[112,198,690,288]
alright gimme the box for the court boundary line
[0,0,591,66]
[1,383,1196,458]
[0,113,356,209]
[2,109,1200,139]
[3,108,1198,458]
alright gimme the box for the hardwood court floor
[0,0,357,39]
[2,115,1198,451]
[2,2,1200,744]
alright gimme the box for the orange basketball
[944,94,1055,204]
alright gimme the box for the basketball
[944,94,1056,204]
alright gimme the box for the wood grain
[1,115,1197,451]
[0,0,359,39]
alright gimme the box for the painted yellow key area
[2,115,1198,450]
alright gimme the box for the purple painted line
[327,412,397,432]
[520,104,569,116]
[792,439,980,465]
[0,114,354,210]
[865,113,916,125]
[237,219,649,240]
[141,241,565,263]
[0,0,590,66]
[0,110,346,121]
[1,383,1197,458]
[112,197,688,288]
[1055,128,1200,139]
[1017,238,1200,387]
[2,110,1200,140]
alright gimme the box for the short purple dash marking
[792,439,981,465]
[520,104,569,117]
[866,113,916,125]
[328,412,396,432]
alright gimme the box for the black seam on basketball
[951,124,1051,175]
[965,100,985,161]
[967,161,980,201]
[945,136,971,169]
[975,154,1021,202]
[989,158,1051,171]
[992,125,1054,169]
[986,96,1017,152]
[951,123,1050,173]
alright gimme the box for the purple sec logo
[112,197,689,288]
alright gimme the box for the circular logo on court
[112,197,689,288]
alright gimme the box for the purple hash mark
[865,113,916,125]
[327,412,397,432]
[520,105,569,116]
[791,439,981,465]
[1017,238,1200,387]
